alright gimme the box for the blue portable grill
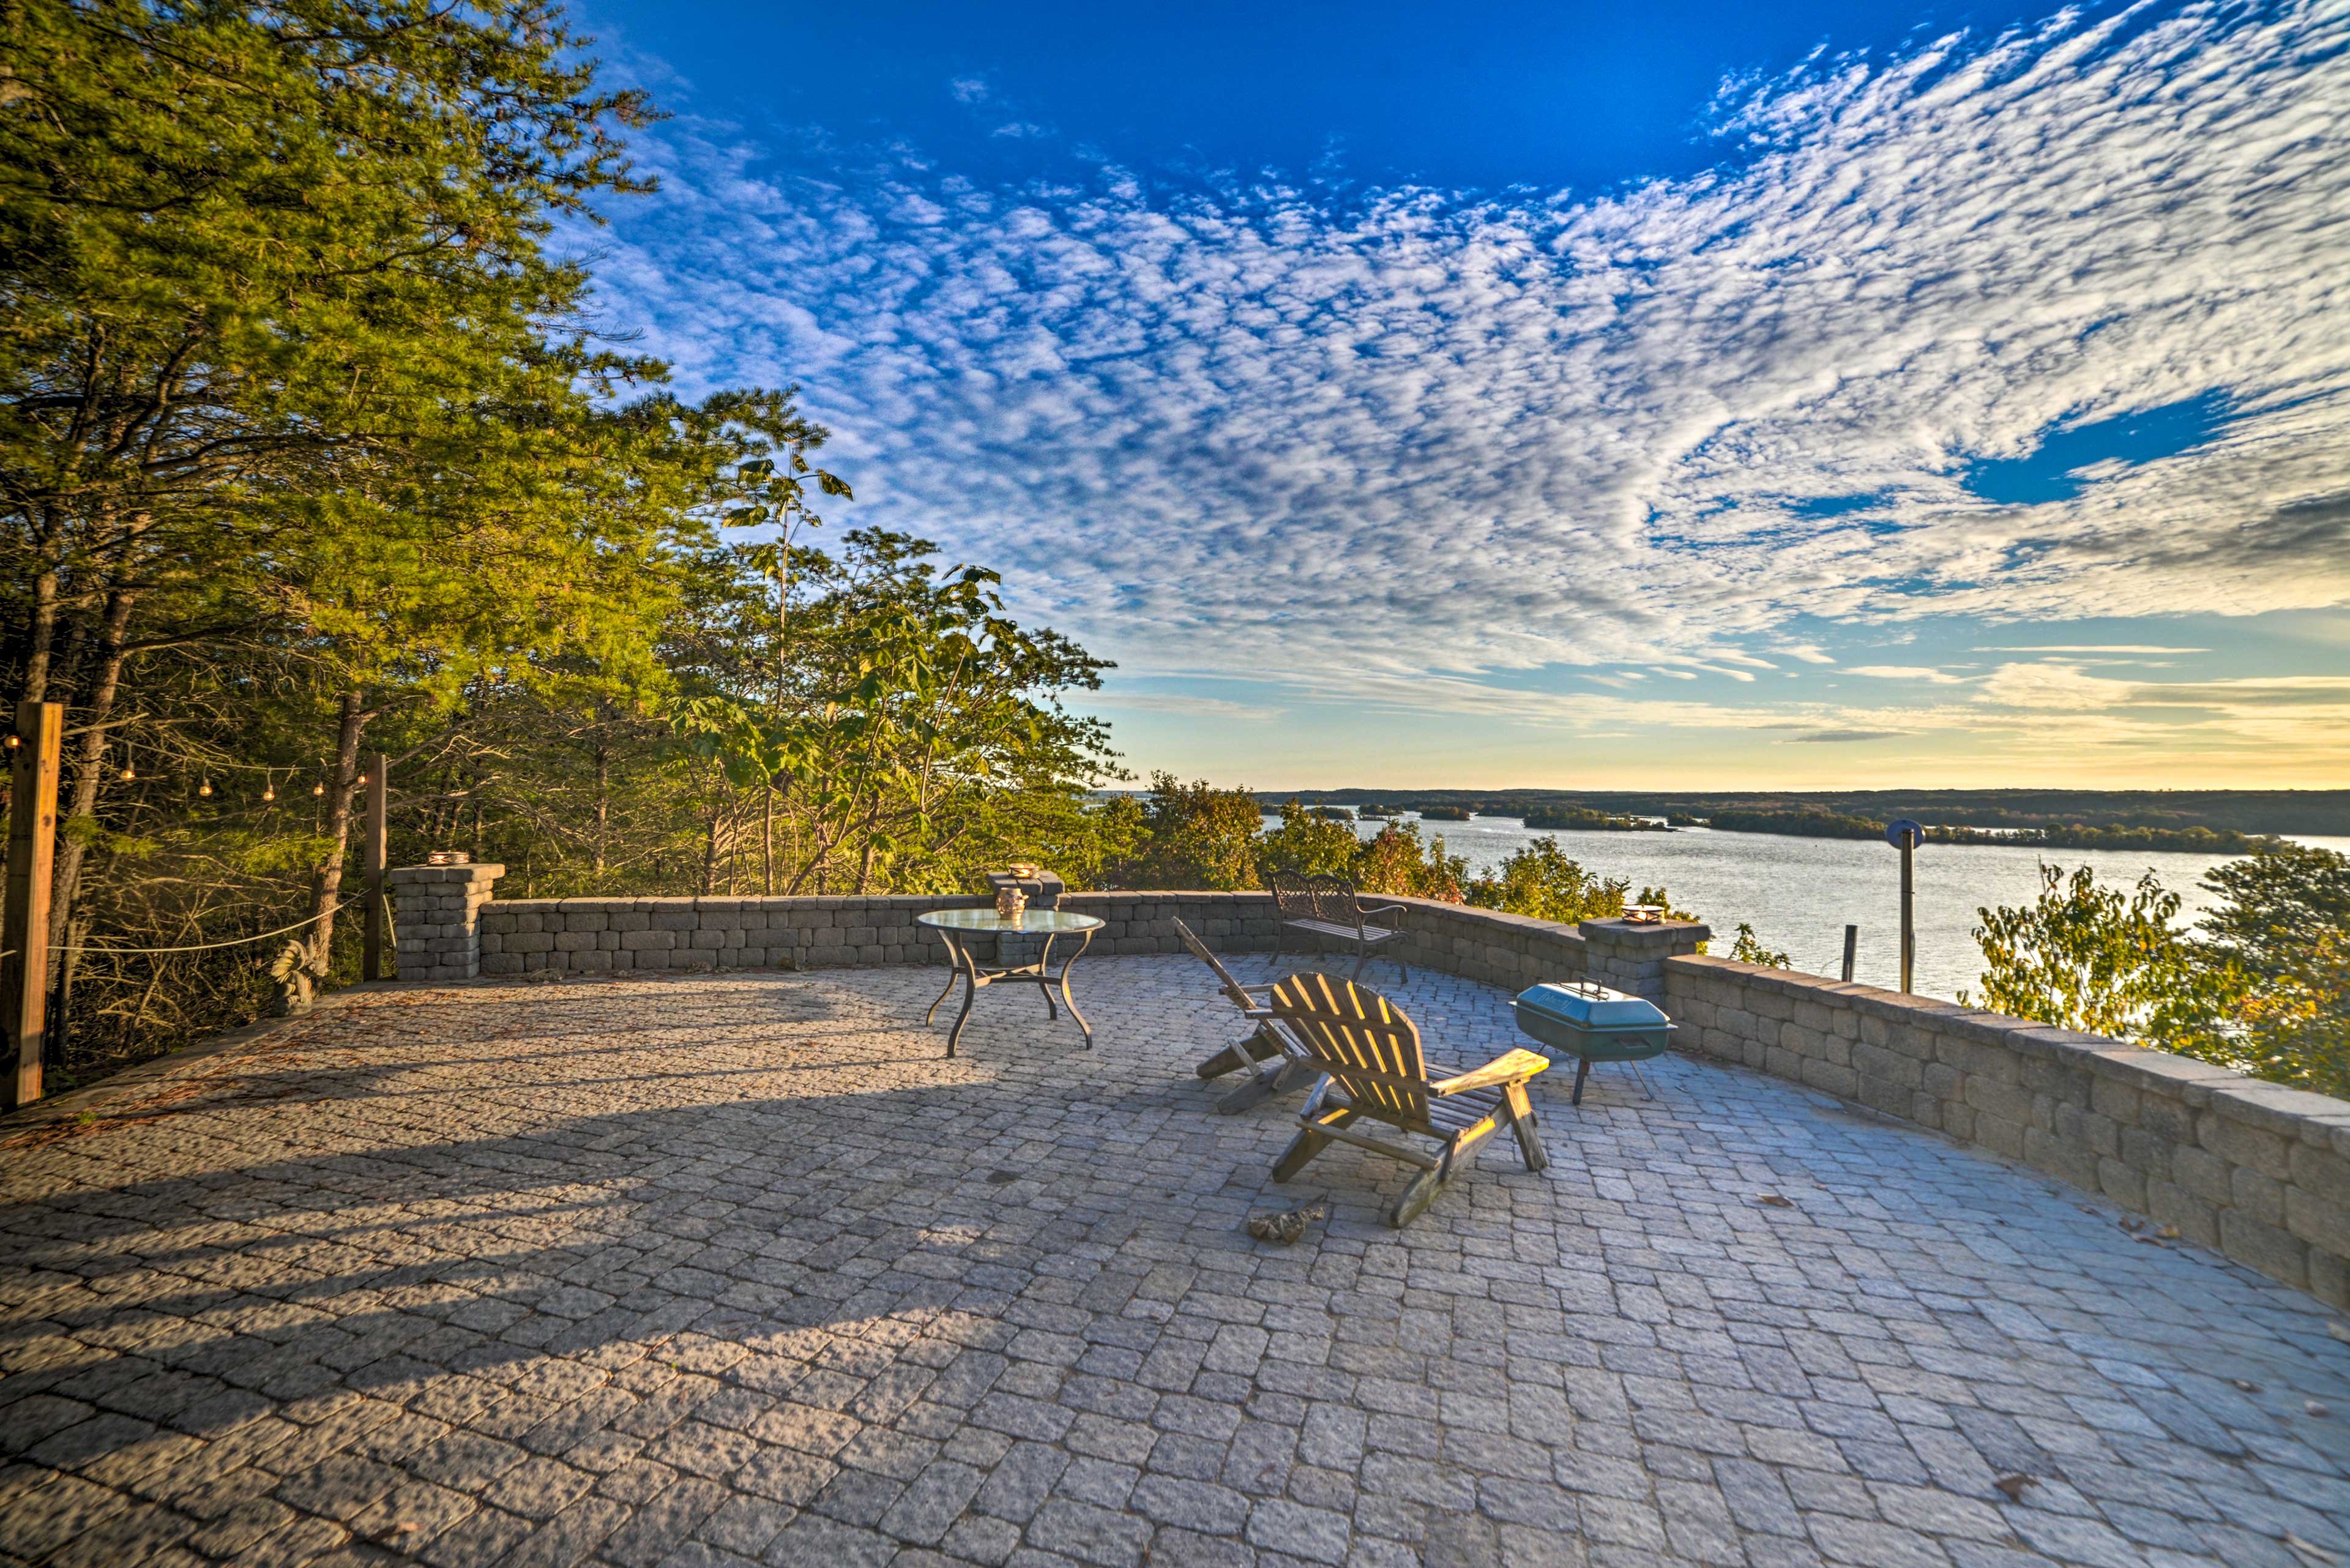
[1513,981,1675,1105]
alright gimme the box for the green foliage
[1965,849,2350,1097]
[1729,924,1792,968]
[2237,931,2350,1100]
[2199,843,2350,984]
[1520,807,1665,832]
[1964,865,2221,1042]
[1963,864,2239,1057]
[1353,821,1468,901]
[0,1,1117,1076]
[1122,775,1264,890]
[2198,845,2350,1096]
[1706,808,1885,839]
[1465,840,1630,924]
[1259,799,1361,878]
[1932,822,2282,853]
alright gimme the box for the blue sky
[572,0,2350,788]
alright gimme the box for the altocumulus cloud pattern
[584,1,2350,712]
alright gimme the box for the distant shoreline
[1233,787,2350,838]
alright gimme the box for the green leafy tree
[1353,819,1466,900]
[1122,774,1264,889]
[1729,925,1792,968]
[2236,931,2350,1099]
[1259,799,1361,878]
[2198,846,2350,1094]
[2199,843,2350,985]
[1466,840,1628,923]
[1963,865,2236,1048]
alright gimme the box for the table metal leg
[1037,933,1059,1019]
[925,931,966,1026]
[1058,930,1095,1048]
[945,942,982,1058]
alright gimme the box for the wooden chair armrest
[1429,1048,1551,1097]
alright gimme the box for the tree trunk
[701,811,721,895]
[593,734,610,876]
[20,561,58,703]
[304,690,367,976]
[45,586,138,988]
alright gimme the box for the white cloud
[1845,665,1969,684]
[583,2,2350,730]
[1976,662,2138,709]
[1083,693,1283,722]
[1975,644,2211,654]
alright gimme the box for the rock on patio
[3,957,2349,1568]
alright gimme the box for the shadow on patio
[3,957,2348,1568]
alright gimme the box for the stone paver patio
[4,957,2349,1568]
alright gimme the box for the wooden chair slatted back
[1172,917,1256,1011]
[1271,973,1429,1121]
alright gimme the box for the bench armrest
[1355,902,1408,922]
[1429,1048,1551,1097]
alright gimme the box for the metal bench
[1267,870,1408,983]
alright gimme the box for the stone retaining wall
[470,888,1619,985]
[475,890,1296,974]
[1665,954,2350,1308]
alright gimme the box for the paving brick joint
[4,955,2349,1567]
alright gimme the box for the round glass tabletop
[917,908,1104,933]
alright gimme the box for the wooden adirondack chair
[1267,870,1408,983]
[1269,972,1550,1227]
[1174,918,1316,1114]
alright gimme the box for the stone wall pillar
[389,863,505,982]
[1579,917,1710,1005]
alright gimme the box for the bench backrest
[1267,869,1360,927]
[1271,971,1428,1122]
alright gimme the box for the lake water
[1285,812,2350,1001]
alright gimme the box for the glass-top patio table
[916,908,1105,1057]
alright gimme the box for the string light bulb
[263,784,275,802]
[198,779,212,797]
[4,734,18,749]
[356,772,368,786]
[311,782,325,796]
[119,766,135,782]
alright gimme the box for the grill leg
[1571,1058,1592,1106]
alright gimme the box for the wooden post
[1840,924,1857,984]
[362,752,387,981]
[3,701,63,1108]
[1898,831,1916,995]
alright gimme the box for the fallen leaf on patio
[2157,1225,2180,1240]
[2285,1533,2341,1565]
[1247,1198,1329,1244]
[1755,1195,1795,1208]
[2329,1320,2350,1345]
[1993,1474,2036,1501]
[2308,1400,2332,1417]
[2235,1379,2261,1393]
[2120,1217,2144,1231]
